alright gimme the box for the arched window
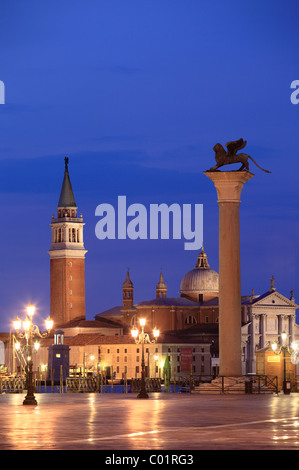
[184,315,197,325]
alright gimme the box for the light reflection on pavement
[1,393,299,450]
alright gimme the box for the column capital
[204,171,254,203]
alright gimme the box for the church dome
[179,248,219,300]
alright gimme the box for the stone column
[278,315,283,344]
[204,171,254,376]
[260,314,266,349]
[289,315,295,345]
[249,313,256,374]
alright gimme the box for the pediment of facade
[253,291,298,309]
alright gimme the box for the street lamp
[13,303,53,405]
[131,318,159,399]
[271,331,298,394]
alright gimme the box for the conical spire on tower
[58,157,77,209]
[122,270,134,309]
[123,270,133,288]
[156,271,167,298]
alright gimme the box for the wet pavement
[1,392,299,450]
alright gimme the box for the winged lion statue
[207,138,271,173]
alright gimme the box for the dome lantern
[195,246,210,269]
[179,248,219,303]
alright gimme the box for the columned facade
[242,284,298,374]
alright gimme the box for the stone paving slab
[0,392,299,451]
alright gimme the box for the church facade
[96,248,221,332]
[96,253,299,376]
[241,281,299,374]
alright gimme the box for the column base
[23,394,38,406]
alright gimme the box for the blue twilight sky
[0,0,299,330]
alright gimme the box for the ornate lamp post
[271,331,298,394]
[131,318,159,399]
[13,303,53,405]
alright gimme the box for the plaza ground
[1,392,299,451]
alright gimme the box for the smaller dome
[54,329,64,335]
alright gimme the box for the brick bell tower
[48,157,87,326]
